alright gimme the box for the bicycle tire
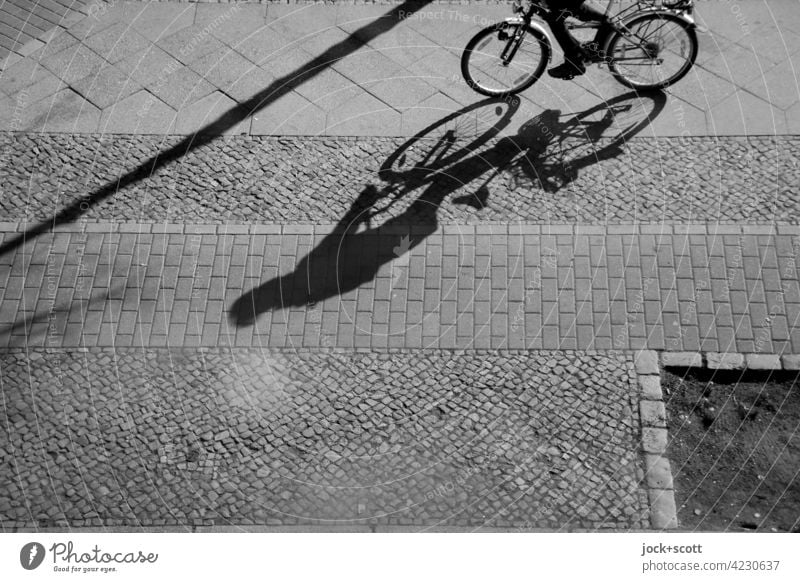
[606,12,698,90]
[461,22,551,97]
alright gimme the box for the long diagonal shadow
[0,0,435,257]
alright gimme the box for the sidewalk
[0,0,798,136]
[0,347,651,530]
[1,221,799,353]
[0,1,799,532]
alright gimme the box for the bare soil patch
[662,368,800,532]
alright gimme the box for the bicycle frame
[461,0,698,96]
[508,0,695,65]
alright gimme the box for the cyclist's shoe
[547,60,586,80]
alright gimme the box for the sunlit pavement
[0,0,798,531]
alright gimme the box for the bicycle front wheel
[461,22,550,97]
[606,13,698,90]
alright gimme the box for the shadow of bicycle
[230,90,666,326]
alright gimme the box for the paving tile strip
[0,0,89,62]
[0,347,649,530]
[1,222,798,353]
[1,133,797,225]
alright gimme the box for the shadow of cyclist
[230,91,665,326]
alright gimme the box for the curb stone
[782,355,800,370]
[641,427,669,455]
[640,400,667,428]
[644,454,674,490]
[660,351,798,372]
[745,354,782,370]
[639,376,662,400]
[634,350,659,375]
[660,352,703,368]
[635,353,678,530]
[648,490,679,530]
[706,352,745,370]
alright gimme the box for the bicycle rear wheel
[606,12,698,90]
[461,22,550,97]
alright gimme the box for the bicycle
[461,0,698,96]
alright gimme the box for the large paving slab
[0,0,798,136]
[0,347,648,529]
[0,222,798,353]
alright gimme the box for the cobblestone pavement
[0,348,647,530]
[0,130,797,226]
[1,222,798,354]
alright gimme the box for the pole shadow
[0,0,436,258]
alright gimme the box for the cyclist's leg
[544,1,588,77]
[575,0,617,46]
[574,0,608,23]
[543,3,584,64]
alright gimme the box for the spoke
[610,16,693,87]
[466,25,544,93]
[638,17,656,41]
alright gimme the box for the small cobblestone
[0,348,647,529]
[0,133,797,225]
